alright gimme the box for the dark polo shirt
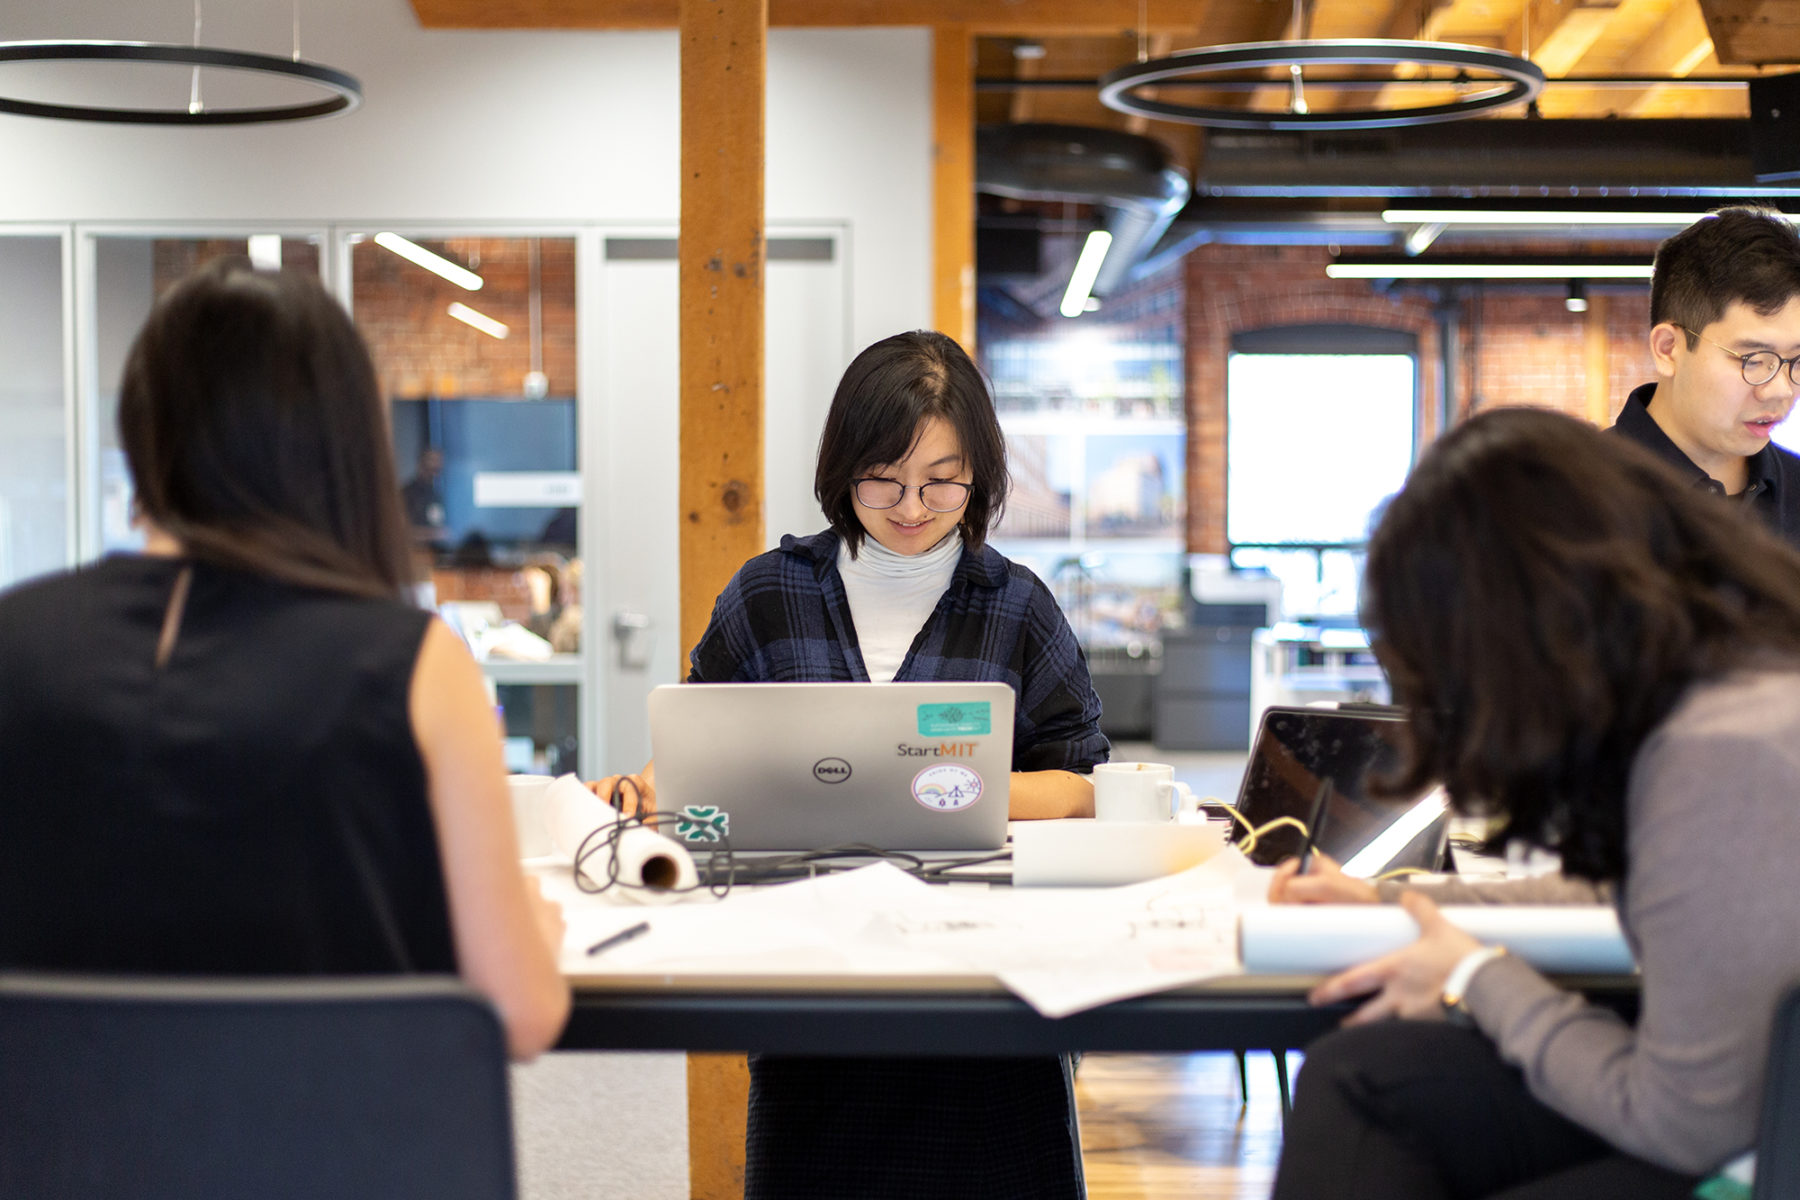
[1608,382,1800,550]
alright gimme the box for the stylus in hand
[1296,779,1332,874]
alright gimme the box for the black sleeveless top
[0,555,455,976]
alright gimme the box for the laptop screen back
[1231,706,1447,872]
[648,682,1015,852]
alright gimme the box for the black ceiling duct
[1196,118,1779,196]
[976,122,1190,296]
[1750,73,1800,183]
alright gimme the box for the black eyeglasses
[1682,326,1800,387]
[853,478,973,512]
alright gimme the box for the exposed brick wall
[151,238,323,295]
[1463,288,1653,423]
[147,235,580,404]
[1182,244,1660,554]
[1183,243,1441,555]
[430,566,536,622]
[350,236,577,399]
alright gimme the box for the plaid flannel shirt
[688,530,1110,774]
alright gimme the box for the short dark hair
[814,330,1008,555]
[1363,406,1800,880]
[118,258,413,599]
[1650,206,1800,345]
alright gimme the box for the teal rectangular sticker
[918,702,991,737]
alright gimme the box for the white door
[595,229,849,771]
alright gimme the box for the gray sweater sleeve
[1375,874,1610,905]
[1460,672,1800,1174]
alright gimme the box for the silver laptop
[647,682,1014,851]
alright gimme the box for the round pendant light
[0,40,361,125]
[1099,39,1543,131]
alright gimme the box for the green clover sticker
[676,805,730,843]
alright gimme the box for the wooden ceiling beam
[411,0,1255,34]
[1696,0,1800,66]
[1622,1,1722,116]
[1372,0,1498,111]
[1505,0,1625,77]
[1378,0,1461,41]
[1298,0,1430,115]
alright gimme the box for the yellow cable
[1374,866,1432,882]
[1203,800,1309,857]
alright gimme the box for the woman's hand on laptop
[1269,852,1379,905]
[586,762,656,816]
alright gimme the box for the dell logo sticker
[812,757,853,784]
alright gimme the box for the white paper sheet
[552,856,1261,1013]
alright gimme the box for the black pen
[1296,778,1333,874]
[586,920,651,957]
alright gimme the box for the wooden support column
[932,25,975,352]
[680,3,765,1198]
[1584,293,1613,426]
[679,0,767,655]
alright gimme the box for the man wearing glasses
[1609,206,1800,547]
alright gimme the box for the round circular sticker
[911,763,984,812]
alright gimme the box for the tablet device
[1231,705,1449,875]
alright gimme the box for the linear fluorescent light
[1327,263,1654,280]
[374,232,483,290]
[1403,220,1446,256]
[1060,230,1113,319]
[446,302,509,339]
[1382,209,1711,226]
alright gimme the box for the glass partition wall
[86,234,325,557]
[0,226,596,776]
[0,232,70,591]
[345,232,586,777]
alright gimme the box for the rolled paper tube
[545,774,698,902]
[547,773,618,861]
[1238,905,1635,975]
[608,826,700,904]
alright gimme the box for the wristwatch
[1440,945,1508,1026]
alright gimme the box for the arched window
[1226,324,1417,618]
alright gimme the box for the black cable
[572,815,1018,895]
[572,810,733,898]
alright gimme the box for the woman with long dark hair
[0,259,570,1059]
[1269,405,1800,1198]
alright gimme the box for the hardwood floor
[1076,1052,1293,1200]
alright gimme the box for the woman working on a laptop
[590,329,1108,1200]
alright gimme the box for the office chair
[0,973,517,1200]
[1754,980,1800,1200]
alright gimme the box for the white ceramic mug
[1092,761,1198,822]
[507,774,555,858]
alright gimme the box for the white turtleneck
[836,531,963,682]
